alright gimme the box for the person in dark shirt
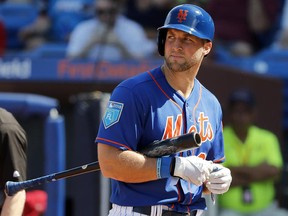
[0,108,27,216]
[124,0,175,40]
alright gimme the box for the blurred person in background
[18,1,51,51]
[0,19,6,57]
[66,0,156,61]
[0,108,27,216]
[0,0,32,3]
[124,0,175,41]
[272,0,288,49]
[206,0,282,57]
[218,89,288,216]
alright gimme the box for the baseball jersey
[219,125,283,212]
[96,66,225,212]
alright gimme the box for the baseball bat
[5,132,201,196]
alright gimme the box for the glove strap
[156,157,173,179]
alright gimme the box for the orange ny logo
[177,9,188,23]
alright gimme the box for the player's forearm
[247,163,281,182]
[98,143,158,183]
[229,172,250,187]
[1,190,26,216]
[229,163,281,186]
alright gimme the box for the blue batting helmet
[157,4,215,56]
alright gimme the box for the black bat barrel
[138,132,202,157]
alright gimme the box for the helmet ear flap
[157,29,167,56]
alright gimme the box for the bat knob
[5,181,18,196]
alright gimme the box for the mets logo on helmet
[177,9,188,23]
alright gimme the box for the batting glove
[172,156,213,186]
[205,164,232,194]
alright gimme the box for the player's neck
[161,65,195,99]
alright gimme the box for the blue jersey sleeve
[96,85,143,151]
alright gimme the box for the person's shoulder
[251,125,277,137]
[0,108,23,132]
[0,108,15,123]
[250,126,280,144]
[117,15,144,29]
[74,18,97,30]
[0,111,27,143]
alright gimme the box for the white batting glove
[172,156,213,186]
[205,164,232,194]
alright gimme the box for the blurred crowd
[206,0,284,57]
[0,0,286,61]
[0,0,176,60]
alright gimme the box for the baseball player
[96,4,232,216]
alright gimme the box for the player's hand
[205,164,232,194]
[172,156,213,186]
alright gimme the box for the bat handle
[5,174,55,196]
[210,166,222,205]
[5,161,100,196]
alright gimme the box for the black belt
[132,206,197,216]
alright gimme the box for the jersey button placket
[186,102,193,123]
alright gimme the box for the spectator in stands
[124,0,175,40]
[66,0,156,61]
[272,0,288,49]
[218,89,288,216]
[18,2,51,51]
[0,19,6,57]
[0,108,27,216]
[0,0,32,3]
[206,0,282,57]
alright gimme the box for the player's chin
[167,61,189,72]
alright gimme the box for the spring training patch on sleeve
[103,101,124,129]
